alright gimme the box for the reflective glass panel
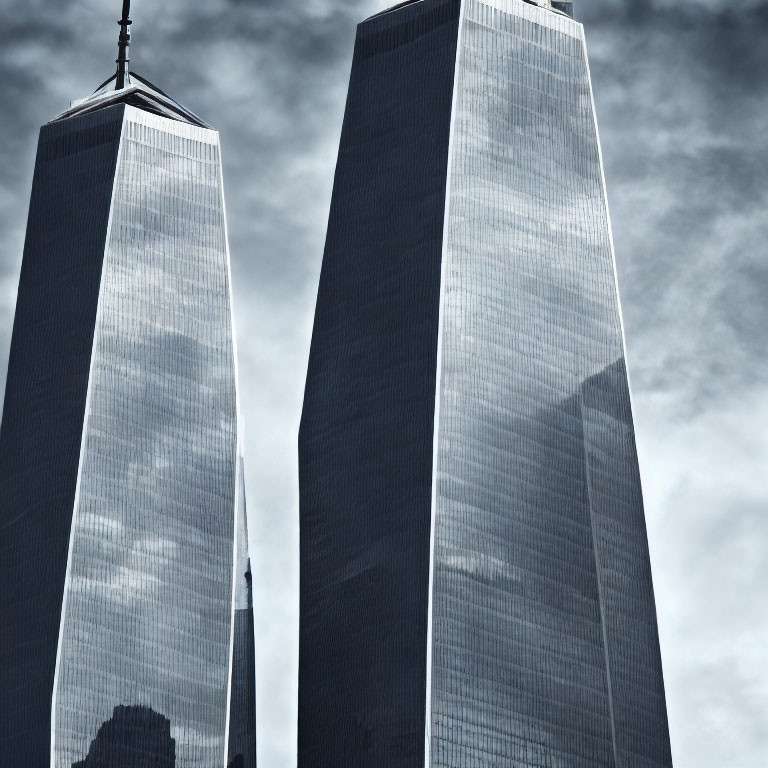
[54,107,239,768]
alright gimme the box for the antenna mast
[116,0,132,90]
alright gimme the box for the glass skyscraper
[0,22,256,768]
[299,1,673,767]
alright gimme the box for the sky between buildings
[0,1,766,767]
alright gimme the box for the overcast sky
[0,1,766,766]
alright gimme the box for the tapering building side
[228,458,258,768]
[0,17,256,768]
[299,2,673,767]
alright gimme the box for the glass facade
[300,2,673,768]
[430,2,671,766]
[0,90,253,767]
[52,106,239,768]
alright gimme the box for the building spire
[116,0,132,90]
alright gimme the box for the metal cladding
[299,1,673,767]
[0,76,254,766]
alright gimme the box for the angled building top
[365,0,425,20]
[520,0,574,13]
[50,1,210,128]
[50,74,211,128]
[365,0,574,21]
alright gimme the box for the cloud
[637,386,768,766]
[0,1,765,767]
[583,0,768,410]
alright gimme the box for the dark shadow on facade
[71,705,175,768]
[227,565,257,768]
[297,3,460,764]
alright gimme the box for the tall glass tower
[0,6,256,767]
[299,1,673,767]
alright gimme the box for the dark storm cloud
[581,0,768,412]
[0,1,765,767]
[584,2,768,409]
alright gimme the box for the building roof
[365,0,574,22]
[50,72,211,129]
[364,0,426,22]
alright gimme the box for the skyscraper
[0,5,255,767]
[299,1,673,767]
